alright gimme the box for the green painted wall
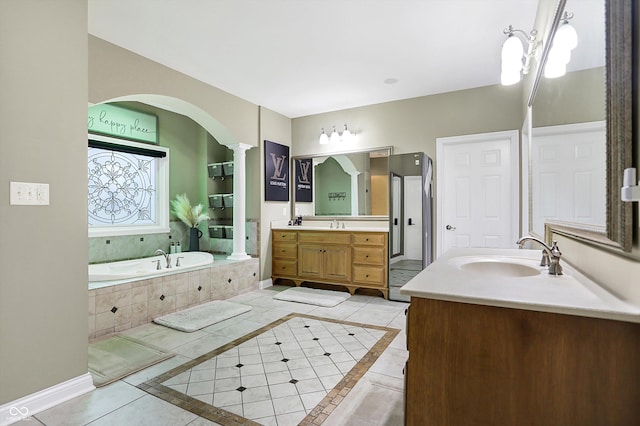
[315,158,351,216]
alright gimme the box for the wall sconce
[501,25,538,86]
[544,12,578,79]
[319,124,354,145]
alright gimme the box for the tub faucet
[516,236,563,275]
[154,249,172,269]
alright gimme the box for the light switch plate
[10,181,49,205]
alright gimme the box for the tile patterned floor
[19,286,409,426]
[389,260,423,302]
[140,314,398,425]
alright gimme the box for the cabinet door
[324,245,352,282]
[298,244,324,279]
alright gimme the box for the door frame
[435,130,520,257]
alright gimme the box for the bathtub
[89,251,214,288]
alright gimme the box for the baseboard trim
[259,278,273,289]
[0,373,95,426]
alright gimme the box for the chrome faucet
[154,249,172,269]
[516,236,562,275]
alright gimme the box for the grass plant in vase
[170,193,210,251]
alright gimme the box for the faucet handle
[176,256,184,267]
[152,259,161,270]
[551,240,561,257]
[540,251,550,267]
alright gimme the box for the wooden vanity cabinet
[272,229,388,298]
[405,297,640,425]
[352,232,387,292]
[272,231,298,278]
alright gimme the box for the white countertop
[271,225,389,232]
[400,247,640,323]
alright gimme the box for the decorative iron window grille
[88,135,169,237]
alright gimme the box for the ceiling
[88,0,602,119]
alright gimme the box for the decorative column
[348,171,361,216]
[225,143,253,260]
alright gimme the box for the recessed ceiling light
[384,78,399,85]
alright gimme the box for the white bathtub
[89,251,214,288]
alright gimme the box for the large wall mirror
[528,0,633,253]
[291,147,392,218]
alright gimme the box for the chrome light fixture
[501,25,538,86]
[544,12,578,79]
[319,128,329,145]
[341,124,353,143]
[329,126,340,144]
[318,124,355,144]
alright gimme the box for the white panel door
[436,131,519,257]
[531,122,606,236]
[404,176,422,260]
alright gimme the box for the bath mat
[89,335,174,387]
[153,300,252,332]
[273,286,350,307]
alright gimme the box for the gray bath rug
[153,300,252,332]
[273,286,351,307]
[89,335,174,387]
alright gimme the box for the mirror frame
[290,146,393,219]
[529,0,634,253]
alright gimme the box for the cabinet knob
[366,274,369,278]
[366,238,369,241]
[366,255,369,258]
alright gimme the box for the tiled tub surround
[88,257,259,340]
[89,220,259,264]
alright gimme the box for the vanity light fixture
[500,25,538,86]
[319,128,329,145]
[329,126,340,144]
[544,12,578,79]
[318,124,355,145]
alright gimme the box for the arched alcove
[88,94,252,260]
[97,94,238,147]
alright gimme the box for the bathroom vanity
[401,248,640,425]
[271,227,389,298]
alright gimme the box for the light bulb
[544,60,566,78]
[342,124,352,143]
[554,22,578,51]
[329,126,340,144]
[319,128,329,145]
[548,45,571,65]
[501,69,521,86]
[501,36,524,63]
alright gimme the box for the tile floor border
[138,313,400,426]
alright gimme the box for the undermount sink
[452,256,542,277]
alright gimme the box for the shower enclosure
[388,152,433,302]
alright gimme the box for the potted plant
[170,193,210,251]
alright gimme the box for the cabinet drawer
[273,242,297,259]
[353,265,385,286]
[352,232,386,246]
[273,259,297,277]
[273,231,297,242]
[298,231,351,245]
[353,246,386,265]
